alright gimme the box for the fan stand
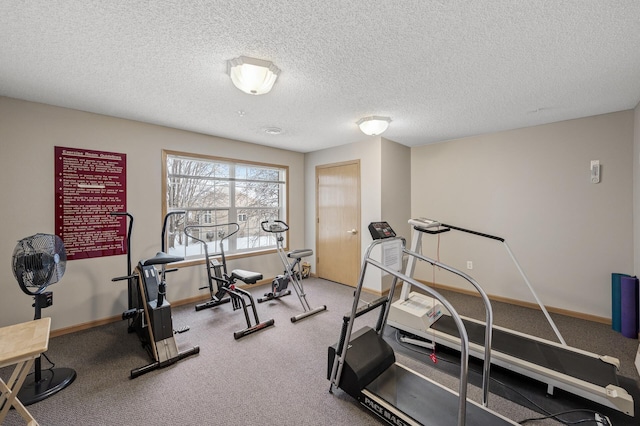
[17,292,76,405]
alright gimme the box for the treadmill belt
[365,363,515,426]
[431,315,618,388]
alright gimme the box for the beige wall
[410,111,634,319]
[0,97,305,331]
[381,138,411,237]
[380,138,411,292]
[2,95,637,329]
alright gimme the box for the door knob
[347,229,358,234]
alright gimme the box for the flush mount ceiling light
[356,116,391,136]
[264,127,282,135]
[227,56,280,95]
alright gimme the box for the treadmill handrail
[329,237,471,426]
[406,217,566,346]
[406,248,494,407]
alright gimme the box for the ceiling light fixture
[227,56,280,95]
[357,116,391,136]
[264,127,282,135]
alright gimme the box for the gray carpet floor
[1,278,639,425]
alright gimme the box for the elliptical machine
[258,220,327,322]
[111,211,199,378]
[184,223,275,339]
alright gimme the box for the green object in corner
[612,272,630,332]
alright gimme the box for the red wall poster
[55,146,127,260]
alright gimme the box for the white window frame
[162,150,288,261]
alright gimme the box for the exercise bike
[258,220,327,322]
[184,223,275,339]
[111,211,199,378]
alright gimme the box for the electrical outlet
[466,261,473,270]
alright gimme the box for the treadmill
[387,218,634,417]
[328,223,519,426]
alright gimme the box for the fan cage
[12,233,67,295]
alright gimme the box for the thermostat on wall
[590,160,600,184]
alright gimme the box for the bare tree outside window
[162,150,287,260]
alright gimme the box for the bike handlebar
[162,211,186,252]
[184,223,240,243]
[261,220,289,233]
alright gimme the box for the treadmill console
[368,222,396,240]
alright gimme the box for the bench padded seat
[231,269,263,284]
[142,252,184,266]
[288,249,313,259]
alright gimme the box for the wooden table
[0,317,51,426]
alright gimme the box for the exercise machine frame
[111,211,199,379]
[258,220,327,322]
[184,223,274,339]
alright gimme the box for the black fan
[11,233,76,405]
[13,234,66,295]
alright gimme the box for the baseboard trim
[50,278,279,337]
[50,275,610,337]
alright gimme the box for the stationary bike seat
[141,252,185,266]
[287,249,313,259]
[231,269,263,284]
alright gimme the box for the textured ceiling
[1,1,640,153]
